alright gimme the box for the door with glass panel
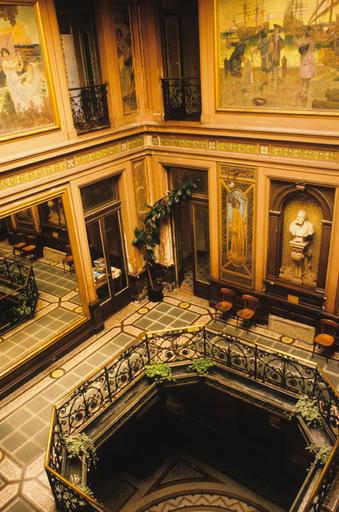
[85,208,129,316]
[81,175,129,317]
[168,167,210,299]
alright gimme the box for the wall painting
[113,2,138,114]
[216,0,339,114]
[0,2,58,140]
[132,158,149,227]
[219,164,256,288]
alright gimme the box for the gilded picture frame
[215,0,339,116]
[0,1,59,142]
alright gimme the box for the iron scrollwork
[69,84,110,133]
[161,77,201,121]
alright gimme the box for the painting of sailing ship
[0,3,57,140]
[216,0,339,113]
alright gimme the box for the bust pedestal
[289,239,310,284]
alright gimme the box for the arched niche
[267,181,334,293]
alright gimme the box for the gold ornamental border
[0,135,145,192]
[0,133,337,194]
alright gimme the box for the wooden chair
[312,319,339,361]
[12,233,27,255]
[214,288,236,321]
[63,245,74,273]
[21,235,38,259]
[236,294,259,328]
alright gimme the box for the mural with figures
[113,2,137,114]
[216,0,339,113]
[0,3,56,139]
[219,164,256,289]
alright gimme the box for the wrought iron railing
[46,325,338,512]
[0,256,38,334]
[306,440,338,512]
[161,77,202,121]
[69,84,110,133]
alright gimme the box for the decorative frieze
[0,136,144,192]
[271,146,337,162]
[0,132,337,194]
[159,135,209,150]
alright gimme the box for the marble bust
[289,210,314,242]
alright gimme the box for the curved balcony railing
[69,84,110,134]
[0,256,38,334]
[45,325,338,512]
[161,77,202,121]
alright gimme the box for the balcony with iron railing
[45,324,338,512]
[69,84,110,134]
[161,77,202,121]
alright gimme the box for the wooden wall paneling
[267,210,281,278]
[317,220,332,291]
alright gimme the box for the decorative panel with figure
[112,1,137,114]
[0,2,58,140]
[219,164,257,288]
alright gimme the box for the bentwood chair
[236,294,259,328]
[12,233,27,255]
[21,235,38,259]
[312,319,339,362]
[214,288,236,321]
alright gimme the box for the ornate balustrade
[45,325,338,512]
[69,84,110,133]
[161,77,202,121]
[0,256,38,334]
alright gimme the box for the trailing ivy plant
[145,362,173,382]
[55,485,94,512]
[294,395,322,427]
[306,444,332,466]
[132,177,199,289]
[188,357,214,374]
[64,432,98,470]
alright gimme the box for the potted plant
[145,362,173,382]
[306,444,332,467]
[294,395,322,427]
[63,432,98,470]
[55,484,94,512]
[188,357,214,374]
[132,177,198,301]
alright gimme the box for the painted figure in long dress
[229,194,246,264]
[0,47,43,113]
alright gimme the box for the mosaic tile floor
[0,241,84,373]
[102,453,284,512]
[0,292,338,511]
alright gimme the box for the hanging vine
[132,177,199,288]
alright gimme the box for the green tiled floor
[0,308,83,373]
[33,261,77,297]
[133,302,199,331]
